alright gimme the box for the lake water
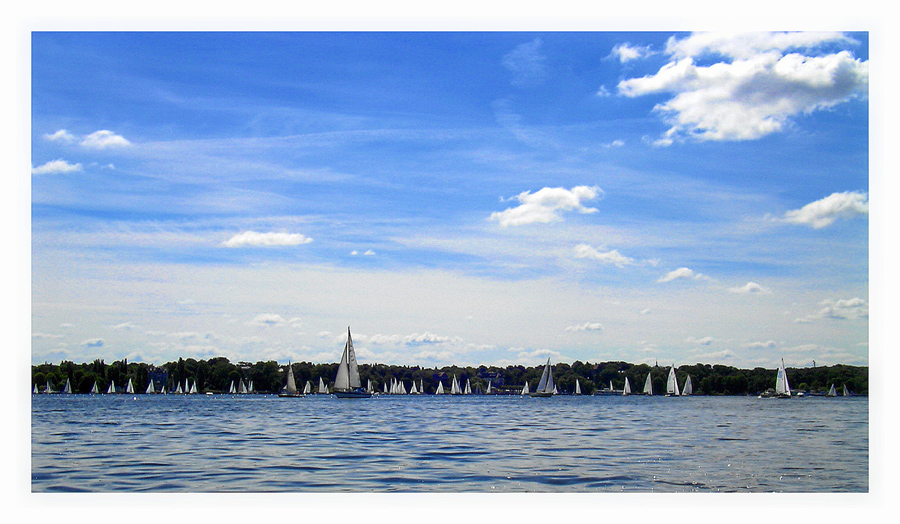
[31,393,868,492]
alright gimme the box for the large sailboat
[760,359,791,398]
[666,366,680,397]
[529,358,555,397]
[278,362,303,397]
[333,327,371,398]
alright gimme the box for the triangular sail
[775,359,791,396]
[63,378,72,394]
[45,380,54,394]
[682,375,693,396]
[623,377,631,395]
[334,327,362,391]
[827,384,836,396]
[175,382,183,394]
[521,382,530,395]
[842,384,850,396]
[464,379,471,395]
[450,375,461,395]
[145,379,155,394]
[190,380,198,394]
[486,380,492,394]
[229,381,235,394]
[318,377,328,394]
[534,358,554,394]
[303,380,311,394]
[285,364,298,394]
[107,381,116,394]
[643,373,653,395]
[239,380,248,394]
[575,379,581,395]
[667,366,680,396]
[436,382,444,394]
[367,379,374,393]
[126,378,134,394]
[33,384,39,394]
[90,381,99,394]
[410,381,418,394]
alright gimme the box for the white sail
[436,381,445,394]
[45,380,54,394]
[145,379,155,394]
[318,377,328,394]
[125,378,134,394]
[843,384,850,396]
[248,380,253,393]
[464,379,471,395]
[667,366,680,396]
[521,382,530,395]
[63,378,72,394]
[774,359,791,396]
[334,327,363,392]
[486,380,492,394]
[161,385,166,394]
[623,377,632,395]
[285,364,298,395]
[175,382,183,394]
[410,381,418,394]
[228,380,235,394]
[90,381,99,394]
[239,380,248,394]
[575,379,581,395]
[303,380,311,395]
[367,379,374,393]
[190,380,198,394]
[535,358,554,394]
[33,384,39,394]
[450,375,461,395]
[383,381,389,394]
[183,379,190,394]
[643,373,653,395]
[107,381,116,394]
[681,375,693,396]
[827,384,836,397]
[420,379,424,394]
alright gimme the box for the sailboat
[827,384,837,397]
[419,379,425,395]
[33,384,39,394]
[303,380,312,395]
[681,375,693,396]
[44,380,55,394]
[530,358,555,397]
[574,379,582,395]
[666,366,680,397]
[410,381,419,394]
[318,377,328,394]
[145,379,155,394]
[189,380,198,394]
[278,362,303,397]
[521,381,530,395]
[843,384,851,396]
[760,359,791,398]
[239,380,248,394]
[436,381,445,394]
[450,375,462,395]
[248,380,254,394]
[623,376,632,396]
[643,373,653,395]
[174,381,183,394]
[228,380,236,394]
[90,381,99,394]
[125,378,134,394]
[464,379,472,395]
[107,381,116,394]
[333,327,371,398]
[486,380,492,394]
[62,378,73,394]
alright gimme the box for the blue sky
[30,31,869,369]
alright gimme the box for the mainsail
[62,378,72,394]
[436,381,445,394]
[521,381,530,395]
[303,380,311,395]
[774,358,791,397]
[126,378,134,394]
[90,381,99,394]
[843,384,850,396]
[486,380,492,394]
[107,381,116,394]
[450,375,461,395]
[681,375,693,396]
[827,384,837,397]
[532,358,555,396]
[145,379,155,394]
[643,373,653,395]
[575,379,582,395]
[623,376,632,395]
[318,377,328,394]
[333,327,362,392]
[464,379,472,395]
[284,364,298,395]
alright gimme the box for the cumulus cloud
[80,130,132,149]
[657,267,708,283]
[744,340,777,349]
[728,281,771,294]
[32,159,82,175]
[82,338,104,348]
[610,43,654,63]
[108,322,141,330]
[32,332,64,339]
[502,38,548,88]
[782,191,868,228]
[222,231,313,247]
[565,322,604,332]
[687,336,715,345]
[616,32,868,144]
[795,297,868,323]
[403,332,462,345]
[491,186,602,227]
[44,129,76,143]
[248,314,287,327]
[574,244,636,268]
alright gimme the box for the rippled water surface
[31,394,867,492]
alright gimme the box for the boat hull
[529,392,553,398]
[334,389,372,399]
[277,393,305,398]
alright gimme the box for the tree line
[32,357,868,396]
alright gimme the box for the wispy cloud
[617,32,867,144]
[490,186,602,227]
[502,38,548,88]
[574,244,636,268]
[782,191,868,228]
[565,322,604,332]
[32,159,82,175]
[657,267,709,283]
[248,314,287,327]
[728,281,771,294]
[222,231,313,247]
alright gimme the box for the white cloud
[248,314,287,327]
[502,38,548,88]
[782,191,868,228]
[617,32,867,143]
[795,297,868,323]
[44,129,76,143]
[490,186,602,227]
[694,349,735,361]
[108,322,140,330]
[565,322,604,332]
[82,338,104,347]
[222,231,313,247]
[687,336,715,345]
[610,43,654,63]
[657,267,708,283]
[602,139,625,148]
[32,159,82,175]
[728,281,771,294]
[32,332,64,339]
[80,130,132,149]
[403,332,462,345]
[574,244,636,268]
[744,340,777,349]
